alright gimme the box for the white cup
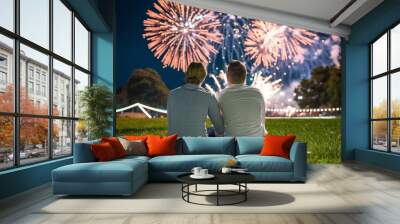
[200,169,208,176]
[191,167,202,176]
[221,167,232,174]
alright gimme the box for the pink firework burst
[244,21,317,68]
[143,0,222,71]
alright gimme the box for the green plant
[79,84,113,140]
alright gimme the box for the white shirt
[217,84,266,136]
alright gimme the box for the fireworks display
[250,72,282,105]
[209,14,250,74]
[244,21,317,69]
[142,0,342,114]
[143,0,222,71]
[253,34,341,85]
[204,71,282,109]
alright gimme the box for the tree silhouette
[294,66,341,109]
[117,68,169,108]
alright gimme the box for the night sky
[116,0,341,109]
[116,0,185,90]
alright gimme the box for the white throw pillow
[118,137,147,156]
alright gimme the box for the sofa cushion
[260,135,296,159]
[118,138,148,156]
[149,154,235,172]
[147,134,178,157]
[179,137,235,155]
[91,142,118,161]
[53,158,147,183]
[235,137,264,155]
[101,137,127,158]
[236,155,293,172]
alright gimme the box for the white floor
[1,163,400,224]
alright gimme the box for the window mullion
[48,0,54,160]
[388,30,391,152]
[13,0,20,167]
[71,10,76,155]
[370,45,373,149]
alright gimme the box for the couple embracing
[167,60,266,137]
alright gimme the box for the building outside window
[41,73,46,83]
[0,54,7,67]
[0,71,7,88]
[28,66,34,80]
[35,70,40,81]
[41,85,46,97]
[28,81,34,94]
[54,89,58,103]
[0,0,92,170]
[0,71,6,83]
[370,23,400,154]
[0,54,7,88]
[35,83,40,95]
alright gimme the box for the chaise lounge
[52,137,307,196]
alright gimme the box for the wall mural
[116,0,342,163]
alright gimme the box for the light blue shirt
[167,84,224,137]
[217,84,266,136]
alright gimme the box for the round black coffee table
[177,173,255,206]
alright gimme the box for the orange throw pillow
[101,137,127,158]
[146,134,177,157]
[91,142,117,161]
[260,135,296,159]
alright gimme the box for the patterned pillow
[118,137,147,156]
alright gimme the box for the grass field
[117,117,341,164]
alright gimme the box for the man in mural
[217,61,266,136]
[167,62,224,137]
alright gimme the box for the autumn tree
[0,85,14,150]
[372,99,400,142]
[0,85,59,152]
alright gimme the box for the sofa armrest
[73,140,100,163]
[289,141,307,181]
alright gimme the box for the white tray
[190,174,215,179]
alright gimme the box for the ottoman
[52,158,148,196]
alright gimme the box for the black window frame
[369,20,400,154]
[0,0,92,171]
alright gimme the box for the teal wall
[66,0,110,32]
[92,32,115,135]
[91,0,116,135]
[0,158,72,199]
[344,0,400,171]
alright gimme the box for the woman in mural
[167,62,224,137]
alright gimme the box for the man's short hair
[186,62,206,85]
[227,60,247,84]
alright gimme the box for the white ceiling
[225,0,352,23]
[172,0,384,37]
